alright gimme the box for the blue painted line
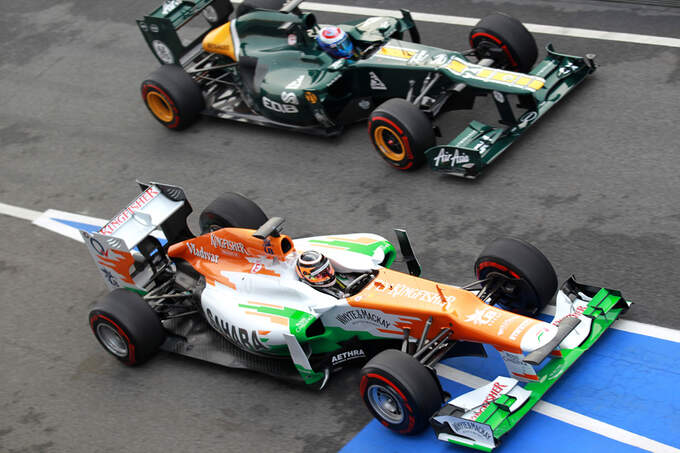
[52,217,101,233]
[342,321,680,451]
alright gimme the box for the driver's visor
[308,261,335,283]
[330,38,353,57]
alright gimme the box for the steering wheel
[344,273,374,297]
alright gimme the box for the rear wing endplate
[137,0,234,64]
[79,182,192,291]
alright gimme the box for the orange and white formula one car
[82,182,629,451]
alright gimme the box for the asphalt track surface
[1,1,679,452]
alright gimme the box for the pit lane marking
[435,364,680,453]
[1,201,680,345]
[285,1,680,48]
[0,202,41,222]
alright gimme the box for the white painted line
[32,209,108,243]
[523,23,680,48]
[532,400,679,453]
[2,201,680,344]
[435,363,489,389]
[435,364,680,453]
[0,202,41,221]
[543,304,680,344]
[298,2,680,48]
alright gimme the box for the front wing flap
[430,278,630,451]
[426,45,596,178]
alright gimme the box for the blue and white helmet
[317,26,354,59]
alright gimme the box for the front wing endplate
[430,279,630,450]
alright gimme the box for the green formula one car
[138,0,596,177]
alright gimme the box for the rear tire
[474,237,557,315]
[141,64,205,130]
[202,0,234,28]
[469,13,538,73]
[89,289,165,365]
[360,349,443,435]
[368,98,435,171]
[199,193,268,234]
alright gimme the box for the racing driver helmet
[316,26,354,59]
[296,250,337,288]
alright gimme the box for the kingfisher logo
[472,381,508,419]
[99,186,160,235]
[210,234,247,255]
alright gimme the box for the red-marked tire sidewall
[360,349,442,435]
[368,98,435,171]
[141,83,181,129]
[89,312,137,365]
[368,115,416,170]
[469,13,538,73]
[88,289,165,366]
[140,64,204,131]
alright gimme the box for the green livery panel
[431,279,630,450]
[426,45,596,178]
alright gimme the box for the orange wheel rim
[146,91,174,122]
[374,126,405,162]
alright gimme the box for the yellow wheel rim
[374,126,405,162]
[146,91,174,123]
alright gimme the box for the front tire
[368,98,435,171]
[360,349,443,435]
[141,64,205,130]
[469,13,538,73]
[89,289,165,365]
[199,192,268,234]
[474,237,557,315]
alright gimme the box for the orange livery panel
[168,227,294,286]
[348,269,541,353]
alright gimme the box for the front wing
[426,45,596,178]
[430,277,630,451]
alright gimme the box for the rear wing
[137,0,234,64]
[80,182,193,291]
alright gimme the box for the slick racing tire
[360,349,443,435]
[199,192,269,234]
[202,0,233,28]
[474,237,558,316]
[141,64,205,130]
[469,13,538,73]
[368,98,435,171]
[89,289,166,366]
